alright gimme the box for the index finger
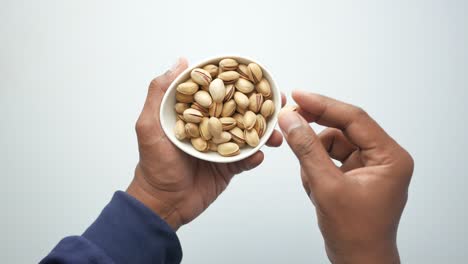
[292,90,392,151]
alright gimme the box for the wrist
[325,239,400,264]
[126,168,182,231]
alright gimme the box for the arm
[278,90,414,264]
[41,58,285,263]
[41,191,181,264]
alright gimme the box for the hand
[278,90,414,264]
[127,58,286,231]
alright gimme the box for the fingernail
[278,109,303,135]
[168,58,182,74]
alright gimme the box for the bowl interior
[160,55,281,163]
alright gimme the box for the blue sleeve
[40,191,182,264]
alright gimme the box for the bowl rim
[159,55,281,163]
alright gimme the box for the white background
[1,0,467,263]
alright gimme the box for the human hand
[127,58,285,231]
[278,90,414,264]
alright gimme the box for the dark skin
[128,59,414,264]
[278,90,414,264]
[127,58,286,230]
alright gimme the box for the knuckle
[135,117,154,134]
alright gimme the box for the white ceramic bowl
[160,55,281,163]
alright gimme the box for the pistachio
[255,114,266,137]
[191,137,209,152]
[208,141,218,151]
[235,78,255,94]
[234,92,249,109]
[248,93,264,113]
[175,103,189,114]
[174,120,186,140]
[183,108,203,123]
[176,81,199,95]
[233,113,245,129]
[220,117,237,130]
[185,122,200,138]
[224,84,235,102]
[218,71,240,84]
[208,117,223,138]
[191,102,209,117]
[177,114,186,122]
[243,111,257,130]
[194,90,212,108]
[209,78,225,103]
[229,127,245,145]
[191,68,212,86]
[236,105,246,114]
[212,131,232,144]
[199,117,212,140]
[260,99,275,118]
[219,58,239,71]
[237,64,250,79]
[209,102,223,117]
[247,63,263,83]
[255,78,271,97]
[173,58,274,156]
[176,92,194,103]
[244,129,260,147]
[221,99,236,117]
[217,142,240,157]
[203,64,219,78]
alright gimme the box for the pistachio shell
[247,63,263,83]
[191,137,209,152]
[199,117,212,140]
[244,129,260,147]
[177,114,186,122]
[174,120,186,140]
[234,92,249,109]
[209,102,223,117]
[203,64,219,78]
[212,131,232,144]
[217,142,240,157]
[176,92,194,103]
[248,93,264,113]
[176,81,199,95]
[208,141,218,151]
[221,99,236,117]
[224,84,235,102]
[233,113,245,129]
[219,58,239,71]
[243,111,257,130]
[185,123,200,138]
[229,127,245,144]
[175,103,189,114]
[254,114,266,137]
[183,108,203,123]
[236,105,246,114]
[235,78,255,94]
[191,68,212,86]
[220,117,237,130]
[208,78,225,103]
[260,99,275,118]
[218,71,240,84]
[191,102,209,117]
[194,90,213,108]
[255,78,271,97]
[208,117,223,138]
[237,64,250,79]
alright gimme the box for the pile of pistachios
[173,58,275,157]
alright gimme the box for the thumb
[278,108,340,186]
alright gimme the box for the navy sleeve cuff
[82,191,182,264]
